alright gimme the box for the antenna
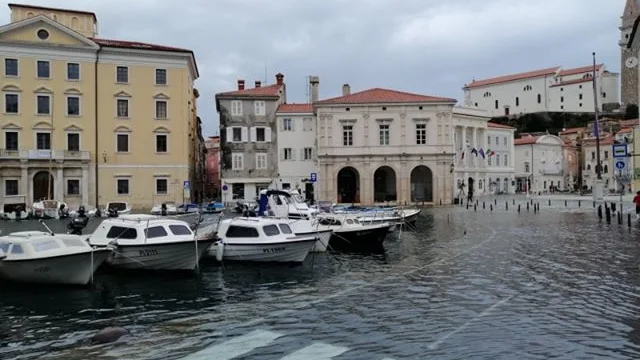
[306,75,310,103]
[264,62,267,84]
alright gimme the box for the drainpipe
[94,45,103,208]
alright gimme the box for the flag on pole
[471,148,478,156]
[479,148,485,159]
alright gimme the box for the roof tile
[315,88,456,105]
[465,66,560,89]
[550,78,593,88]
[91,37,193,53]
[514,136,539,145]
[217,83,282,98]
[487,122,515,129]
[277,103,313,113]
[558,64,603,77]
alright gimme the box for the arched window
[483,91,492,98]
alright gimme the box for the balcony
[0,149,90,161]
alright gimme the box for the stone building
[621,0,640,107]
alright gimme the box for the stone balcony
[0,149,91,161]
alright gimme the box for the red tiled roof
[464,66,560,89]
[514,136,539,145]
[217,83,282,98]
[487,122,515,129]
[8,3,97,19]
[550,78,593,88]
[559,127,586,135]
[581,134,615,145]
[620,119,639,127]
[618,127,633,134]
[558,64,603,77]
[91,38,192,53]
[277,103,313,113]
[315,88,456,105]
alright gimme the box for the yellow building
[0,4,199,211]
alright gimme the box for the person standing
[634,191,640,219]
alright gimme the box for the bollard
[548,199,551,206]
[618,211,622,225]
[605,207,611,224]
[518,204,521,213]
[495,199,497,206]
[440,199,442,206]
[490,204,493,211]
[565,200,567,207]
[466,202,469,210]
[474,204,477,212]
[506,201,508,211]
[611,203,617,213]
[592,201,595,208]
[483,202,485,209]
[513,199,515,205]
[476,199,479,206]
[629,213,632,228]
[527,202,530,211]
[598,205,603,219]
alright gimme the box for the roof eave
[314,100,457,107]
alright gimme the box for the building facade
[621,0,640,107]
[514,134,566,193]
[463,65,619,117]
[581,134,617,192]
[315,86,457,205]
[216,75,286,204]
[485,123,517,194]
[0,4,199,211]
[204,136,221,199]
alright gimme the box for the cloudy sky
[1,0,626,136]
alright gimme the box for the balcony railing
[0,149,90,161]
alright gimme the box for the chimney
[255,80,261,88]
[275,73,284,86]
[342,84,350,96]
[309,76,320,103]
[237,79,245,91]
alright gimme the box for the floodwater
[2,200,640,359]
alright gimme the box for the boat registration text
[263,247,286,253]
[139,249,159,257]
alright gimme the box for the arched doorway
[337,167,360,203]
[33,171,54,201]
[374,166,397,202]
[410,166,433,202]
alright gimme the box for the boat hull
[329,225,389,253]
[207,238,316,263]
[108,239,214,271]
[0,248,111,286]
[296,229,331,252]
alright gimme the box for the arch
[2,84,21,92]
[467,176,475,199]
[26,12,35,17]
[64,88,82,95]
[114,125,132,133]
[113,90,132,98]
[33,86,53,94]
[153,92,170,99]
[32,121,52,130]
[33,171,54,201]
[337,166,360,203]
[152,126,171,133]
[373,166,397,202]
[64,124,83,132]
[503,178,509,193]
[410,165,433,203]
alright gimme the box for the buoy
[215,241,224,262]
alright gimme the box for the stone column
[82,166,89,206]
[21,165,28,204]
[56,166,64,200]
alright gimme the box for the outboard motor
[77,205,87,218]
[108,208,119,218]
[59,204,69,219]
[67,215,89,235]
[94,208,102,218]
[161,203,167,216]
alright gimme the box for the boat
[0,230,112,286]
[316,214,391,253]
[331,206,421,230]
[32,199,68,219]
[204,202,225,214]
[209,217,318,263]
[105,202,132,216]
[88,214,214,271]
[257,189,332,252]
[177,203,201,214]
[150,202,179,216]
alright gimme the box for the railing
[0,149,90,160]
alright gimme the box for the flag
[460,150,465,159]
[486,148,491,156]
[489,150,496,157]
[479,148,485,159]
[471,148,478,156]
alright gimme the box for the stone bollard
[618,211,622,225]
[565,200,567,207]
[527,202,530,211]
[474,204,477,212]
[629,213,632,228]
[598,205,603,219]
[494,199,497,206]
[506,201,508,211]
[605,207,611,224]
[490,204,493,211]
[483,202,486,209]
[548,199,551,206]
[518,204,521,213]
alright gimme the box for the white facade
[514,135,565,193]
[464,65,619,117]
[316,87,457,205]
[581,136,618,192]
[275,104,317,201]
[452,107,515,199]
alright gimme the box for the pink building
[205,136,221,199]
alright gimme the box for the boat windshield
[0,243,9,253]
[33,239,60,252]
[292,194,305,203]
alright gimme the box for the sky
[0,0,626,136]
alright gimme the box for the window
[579,94,583,100]
[117,133,129,152]
[256,127,265,142]
[537,94,541,104]
[155,69,167,85]
[523,85,532,91]
[67,133,80,151]
[604,150,609,159]
[496,154,501,166]
[5,132,18,150]
[36,132,50,150]
[232,153,244,170]
[145,226,168,239]
[5,94,18,113]
[66,179,80,196]
[504,155,508,166]
[579,103,582,107]
[263,225,280,236]
[515,97,519,106]
[604,165,609,174]
[156,178,168,195]
[254,101,266,115]
[116,66,128,83]
[495,136,499,146]
[37,95,50,115]
[67,63,79,80]
[231,100,242,116]
[283,148,293,160]
[256,153,267,169]
[116,178,130,195]
[156,134,168,153]
[5,179,18,196]
[106,226,137,239]
[37,61,50,78]
[379,124,390,145]
[4,58,18,76]
[169,225,192,236]
[495,100,499,109]
[416,124,426,145]
[67,96,80,116]
[233,127,242,142]
[525,162,530,173]
[226,226,259,238]
[591,152,595,160]
[603,92,607,98]
[303,118,313,131]
[488,157,492,165]
[560,96,564,103]
[343,125,353,146]
[283,118,293,131]
[117,99,129,117]
[155,100,167,119]
[487,136,491,145]
[303,147,313,160]
[503,137,507,146]
[279,224,293,234]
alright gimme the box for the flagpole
[592,52,602,181]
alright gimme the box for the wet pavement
[1,203,640,359]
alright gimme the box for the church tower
[621,0,640,106]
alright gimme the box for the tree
[625,104,639,119]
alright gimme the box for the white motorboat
[88,214,214,271]
[150,202,178,216]
[0,231,112,285]
[316,214,391,253]
[209,217,317,263]
[32,199,68,219]
[105,201,132,216]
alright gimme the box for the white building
[463,65,619,117]
[315,85,457,205]
[514,134,565,193]
[452,107,515,199]
[275,102,317,201]
[581,134,617,192]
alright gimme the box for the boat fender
[215,241,224,262]
[91,326,129,344]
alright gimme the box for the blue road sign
[613,144,628,158]
[222,184,229,191]
[310,172,317,182]
[183,180,191,189]
[616,161,626,170]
